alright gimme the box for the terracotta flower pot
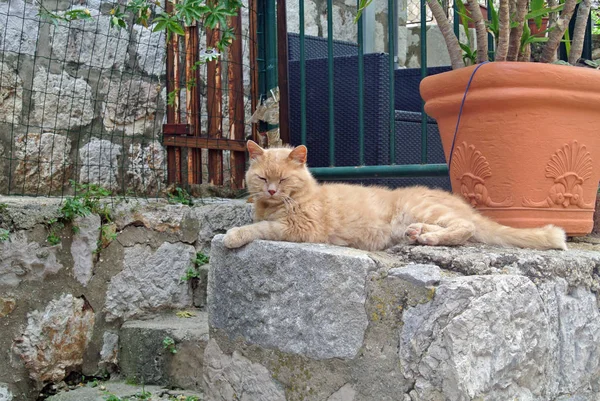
[420,62,600,236]
[528,17,549,37]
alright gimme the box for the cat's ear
[247,140,264,160]
[288,145,307,164]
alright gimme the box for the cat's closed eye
[256,175,267,181]
[279,177,288,183]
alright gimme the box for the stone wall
[0,195,252,400]
[0,0,255,196]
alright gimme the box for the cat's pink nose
[268,190,276,196]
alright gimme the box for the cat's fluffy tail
[472,215,568,250]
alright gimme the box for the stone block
[70,214,101,286]
[126,140,166,194]
[78,138,121,191]
[31,67,94,130]
[133,24,166,76]
[0,0,40,56]
[46,381,204,401]
[12,132,72,195]
[0,61,23,124]
[119,312,209,391]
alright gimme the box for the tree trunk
[518,43,531,61]
[466,0,488,63]
[426,0,465,69]
[569,0,592,64]
[507,0,528,61]
[540,0,578,63]
[495,0,511,61]
[548,0,559,29]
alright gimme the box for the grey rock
[0,384,12,401]
[119,312,208,390]
[103,242,195,321]
[388,263,442,286]
[71,214,101,286]
[12,133,72,195]
[101,78,161,135]
[31,67,94,130]
[49,8,129,69]
[203,339,286,401]
[0,0,40,56]
[537,279,600,397]
[209,235,373,359]
[0,196,63,230]
[126,140,166,194]
[46,381,204,401]
[0,61,23,124]
[399,275,549,400]
[193,199,253,252]
[112,201,198,244]
[320,5,358,43]
[99,331,118,367]
[327,383,356,401]
[79,138,121,191]
[286,0,319,35]
[12,293,95,383]
[133,23,166,76]
[0,231,63,287]
[388,243,600,291]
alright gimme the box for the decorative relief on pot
[523,140,594,209]
[451,142,513,208]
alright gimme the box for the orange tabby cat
[222,141,567,251]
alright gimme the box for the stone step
[118,312,209,392]
[46,381,204,401]
[205,234,600,401]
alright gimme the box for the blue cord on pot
[448,61,490,169]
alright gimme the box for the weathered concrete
[119,312,209,391]
[207,236,600,401]
[46,381,204,401]
[71,214,101,286]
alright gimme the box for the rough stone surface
[103,242,196,321]
[193,200,253,252]
[0,231,63,287]
[400,275,548,400]
[119,312,208,390]
[133,24,166,76]
[31,67,94,130]
[203,339,286,401]
[0,297,16,317]
[0,61,23,124]
[388,263,442,286]
[12,132,72,195]
[593,197,599,235]
[99,331,118,367]
[0,0,40,56]
[78,138,121,190]
[70,214,101,286]
[209,235,374,360]
[46,381,204,401]
[327,384,356,401]
[0,196,63,230]
[12,293,95,383]
[50,8,129,69]
[286,0,319,36]
[0,384,12,401]
[101,78,161,135]
[388,243,600,291]
[320,5,357,42]
[126,140,166,194]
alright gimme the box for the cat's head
[245,140,314,201]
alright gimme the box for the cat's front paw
[223,227,250,249]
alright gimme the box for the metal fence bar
[453,0,460,37]
[327,0,335,166]
[420,0,428,164]
[388,0,396,164]
[311,164,449,179]
[357,0,365,165]
[300,0,307,145]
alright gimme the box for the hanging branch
[495,0,511,61]
[540,0,578,62]
[466,0,488,63]
[507,0,528,60]
[426,0,465,69]
[569,0,592,64]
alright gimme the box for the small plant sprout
[163,336,177,354]
[0,229,9,242]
